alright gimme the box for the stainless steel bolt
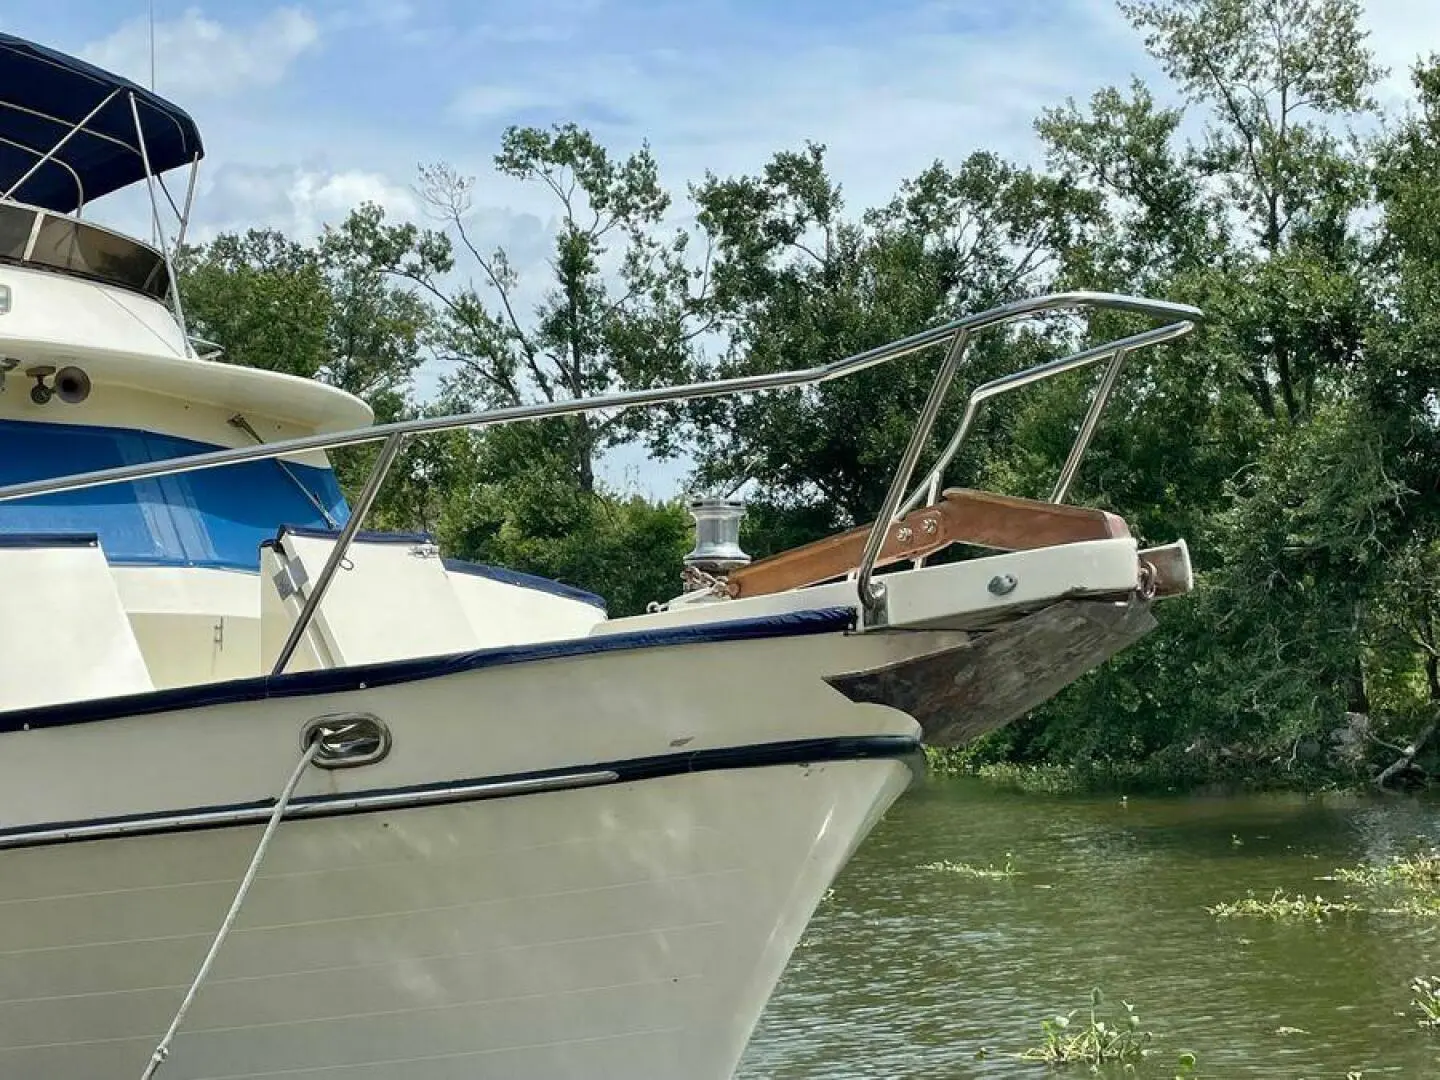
[987,573,1018,596]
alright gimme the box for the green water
[738,775,1440,1078]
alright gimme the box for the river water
[739,775,1440,1078]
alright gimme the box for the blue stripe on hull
[0,734,920,850]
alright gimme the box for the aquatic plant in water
[1018,988,1198,1075]
[1206,889,1360,920]
[1240,849,1440,919]
[1324,850,1440,890]
[1411,976,1440,1030]
[919,855,1017,879]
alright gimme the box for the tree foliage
[327,123,712,494]
[685,143,1095,550]
[176,3,1440,784]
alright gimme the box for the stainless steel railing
[0,290,1200,657]
[851,314,1197,617]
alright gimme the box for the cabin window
[0,419,348,571]
[30,216,169,298]
[0,202,169,299]
[0,206,31,260]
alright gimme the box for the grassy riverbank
[924,746,1376,796]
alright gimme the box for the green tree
[1358,54,1440,781]
[688,143,1096,554]
[328,123,714,495]
[180,227,428,418]
[993,0,1431,784]
[1122,0,1380,423]
[180,230,332,381]
[313,126,710,609]
[433,421,692,617]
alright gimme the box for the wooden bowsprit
[824,596,1158,747]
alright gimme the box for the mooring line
[140,740,319,1078]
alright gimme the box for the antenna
[148,0,158,247]
[148,0,156,91]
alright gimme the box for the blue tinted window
[0,419,349,570]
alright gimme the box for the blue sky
[1,0,1433,494]
[2,0,1179,236]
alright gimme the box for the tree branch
[1197,52,1273,230]
[451,216,540,363]
[1376,713,1438,789]
[791,239,826,266]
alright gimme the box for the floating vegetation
[963,762,1091,794]
[1210,882,1440,921]
[1411,976,1440,1030]
[1017,988,1198,1074]
[919,855,1017,879]
[1207,889,1360,920]
[1323,850,1440,891]
[1383,894,1440,918]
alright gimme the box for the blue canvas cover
[0,32,204,213]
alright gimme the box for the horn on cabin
[54,365,91,404]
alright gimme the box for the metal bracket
[271,558,309,602]
[301,712,392,769]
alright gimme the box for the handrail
[0,290,1201,649]
[0,292,1198,507]
[853,316,1197,617]
[897,321,1195,517]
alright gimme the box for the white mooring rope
[140,740,320,1079]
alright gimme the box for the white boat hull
[0,758,910,1079]
[0,617,944,1078]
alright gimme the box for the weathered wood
[825,598,1157,747]
[727,488,1131,599]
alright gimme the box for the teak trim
[726,488,1131,599]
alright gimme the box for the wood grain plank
[727,489,1131,599]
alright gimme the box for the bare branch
[450,214,543,373]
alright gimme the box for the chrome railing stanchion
[855,329,971,623]
[897,323,1190,517]
[1052,345,1130,505]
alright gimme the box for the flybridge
[0,32,205,341]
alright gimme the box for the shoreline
[922,747,1417,798]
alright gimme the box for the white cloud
[330,0,416,30]
[196,162,419,240]
[82,7,321,100]
[446,10,1130,214]
[448,85,560,124]
[461,0,606,46]
[1363,0,1440,104]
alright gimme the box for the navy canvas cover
[0,33,204,213]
